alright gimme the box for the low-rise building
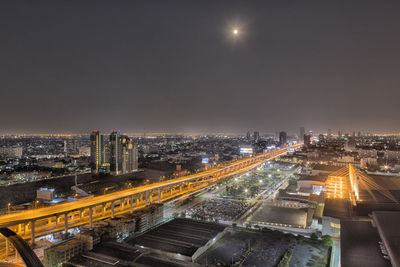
[43,238,86,267]
[36,188,55,201]
[297,175,327,195]
[311,164,341,176]
[0,146,23,158]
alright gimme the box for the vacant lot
[290,243,329,267]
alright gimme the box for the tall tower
[279,131,287,147]
[90,131,104,174]
[253,131,260,141]
[304,132,312,149]
[121,137,138,173]
[299,127,305,142]
[246,131,251,140]
[109,131,122,175]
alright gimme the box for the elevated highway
[0,228,43,266]
[0,144,301,249]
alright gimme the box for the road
[0,228,43,266]
[236,175,290,225]
[0,144,302,258]
[0,145,300,228]
[332,238,341,267]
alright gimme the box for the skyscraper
[253,131,260,141]
[122,137,138,173]
[90,130,137,175]
[328,129,332,138]
[299,127,305,141]
[90,131,104,174]
[279,131,287,147]
[246,131,251,140]
[304,133,312,149]
[109,131,122,175]
[109,131,138,175]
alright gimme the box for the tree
[322,235,333,247]
[310,233,318,241]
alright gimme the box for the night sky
[1,1,400,134]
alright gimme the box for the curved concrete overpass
[0,228,43,266]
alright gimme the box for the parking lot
[186,198,250,222]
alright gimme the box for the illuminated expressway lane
[0,144,301,249]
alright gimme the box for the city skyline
[2,1,400,134]
[0,129,396,136]
[2,1,400,266]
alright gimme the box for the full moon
[233,29,239,35]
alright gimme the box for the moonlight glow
[233,29,239,35]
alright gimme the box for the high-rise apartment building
[108,131,138,175]
[246,131,251,140]
[304,133,312,148]
[90,131,104,174]
[109,131,122,175]
[299,127,305,141]
[121,137,138,173]
[279,131,287,147]
[253,131,260,141]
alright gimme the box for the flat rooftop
[312,164,342,172]
[373,211,400,267]
[298,175,327,182]
[323,199,352,219]
[128,218,225,257]
[249,204,308,227]
[278,191,324,204]
[341,220,390,267]
[367,175,400,190]
[67,241,190,267]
